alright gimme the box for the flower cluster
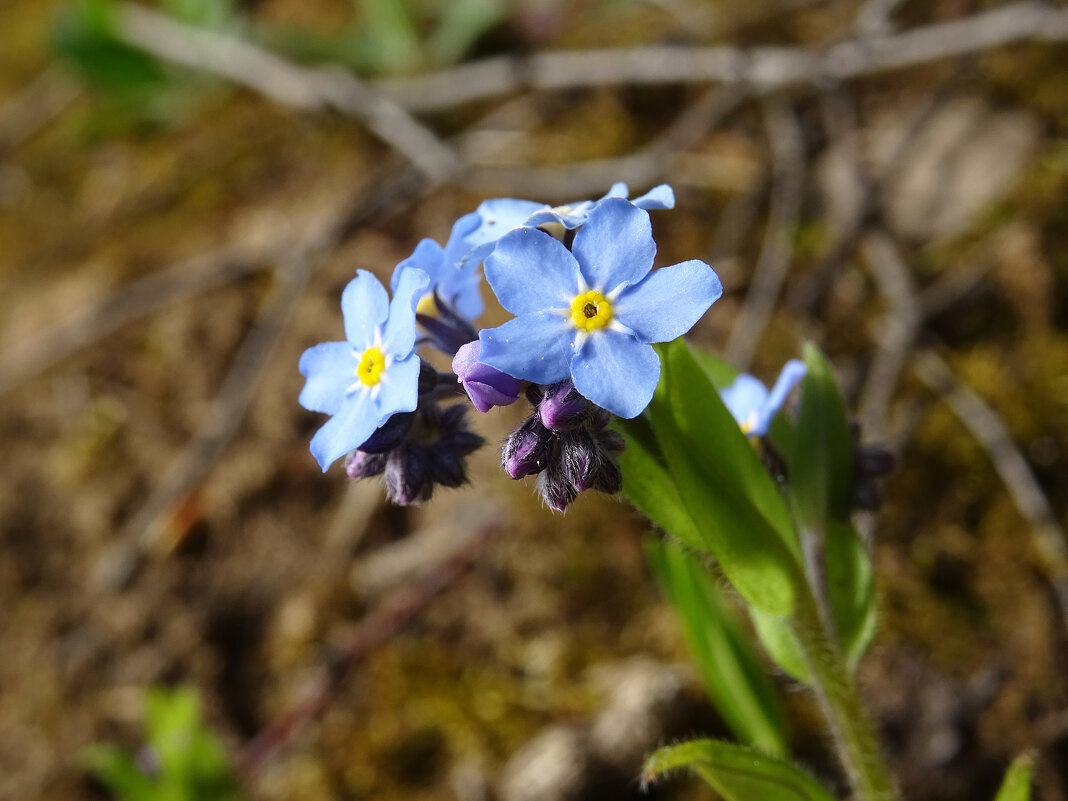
[299,183,723,509]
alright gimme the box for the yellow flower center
[355,346,386,386]
[570,290,612,332]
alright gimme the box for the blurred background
[1,0,1067,799]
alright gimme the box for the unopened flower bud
[453,340,523,413]
[345,449,388,479]
[538,380,589,432]
[559,429,624,495]
[536,460,577,512]
[384,446,432,505]
[503,415,554,479]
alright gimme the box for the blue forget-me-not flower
[477,198,722,419]
[461,183,676,270]
[720,360,807,437]
[299,267,429,471]
[391,211,484,321]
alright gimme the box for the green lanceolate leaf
[749,607,812,684]
[647,540,788,755]
[789,343,854,534]
[643,340,806,616]
[617,415,703,549]
[825,519,876,669]
[787,344,876,667]
[993,753,1035,801]
[641,739,836,801]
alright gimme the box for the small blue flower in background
[461,183,676,270]
[477,198,722,419]
[299,267,429,471]
[720,359,807,437]
[391,211,483,321]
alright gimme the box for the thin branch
[112,2,462,181]
[858,231,921,440]
[912,350,1068,637]
[375,2,1068,111]
[786,65,969,314]
[724,96,805,371]
[460,87,745,200]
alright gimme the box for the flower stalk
[791,594,898,801]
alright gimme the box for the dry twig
[724,96,804,370]
[112,2,461,181]
[376,2,1068,111]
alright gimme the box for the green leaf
[82,744,157,801]
[354,0,422,73]
[647,540,788,755]
[642,739,837,801]
[617,415,703,549]
[993,753,1035,801]
[785,345,876,667]
[788,343,854,534]
[825,520,876,669]
[427,0,511,66]
[52,0,168,91]
[749,607,812,684]
[642,340,806,616]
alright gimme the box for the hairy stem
[791,599,898,801]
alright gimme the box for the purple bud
[453,340,523,413]
[559,430,623,494]
[345,449,388,479]
[502,415,554,479]
[384,447,433,505]
[536,461,578,512]
[538,380,588,432]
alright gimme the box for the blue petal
[467,198,546,248]
[758,359,806,433]
[526,199,596,229]
[570,330,661,418]
[571,198,655,292]
[484,228,579,315]
[614,259,723,343]
[721,374,768,429]
[341,270,390,348]
[394,239,444,290]
[374,353,422,423]
[631,184,675,210]
[442,211,482,268]
[383,267,429,356]
[479,312,574,384]
[309,389,377,471]
[298,341,356,415]
[600,183,629,199]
